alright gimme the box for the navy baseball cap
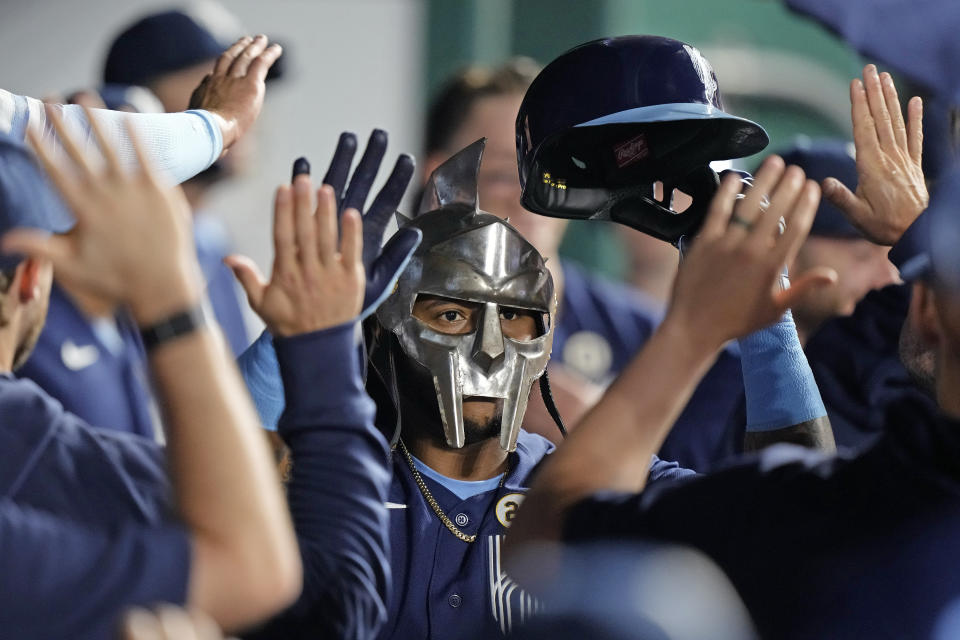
[103,9,285,87]
[0,132,74,269]
[772,137,861,238]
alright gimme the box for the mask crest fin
[416,138,486,217]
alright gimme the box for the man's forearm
[507,318,718,556]
[743,416,835,451]
[737,310,836,453]
[145,301,300,630]
[2,90,223,184]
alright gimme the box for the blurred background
[0,0,865,337]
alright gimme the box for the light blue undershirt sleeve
[410,453,503,500]
[0,89,222,185]
[737,303,826,432]
[237,329,285,431]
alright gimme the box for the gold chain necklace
[398,439,509,544]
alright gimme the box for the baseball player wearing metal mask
[240,138,695,638]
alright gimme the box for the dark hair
[425,57,541,155]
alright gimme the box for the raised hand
[188,35,283,153]
[227,131,419,334]
[225,174,365,337]
[2,106,200,325]
[667,156,837,349]
[822,64,927,245]
[318,130,419,317]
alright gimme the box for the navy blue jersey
[195,214,250,356]
[0,374,185,639]
[18,283,156,439]
[377,430,694,639]
[0,374,171,528]
[0,500,190,640]
[555,261,745,471]
[565,396,960,639]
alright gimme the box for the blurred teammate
[104,9,284,354]
[1,108,412,638]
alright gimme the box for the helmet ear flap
[608,165,720,246]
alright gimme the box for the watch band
[139,303,209,351]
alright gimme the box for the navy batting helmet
[516,35,769,245]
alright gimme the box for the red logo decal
[613,134,649,168]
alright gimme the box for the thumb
[1,229,73,268]
[821,177,865,220]
[223,254,267,309]
[363,228,421,317]
[371,227,421,290]
[779,267,838,309]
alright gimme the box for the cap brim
[574,102,769,159]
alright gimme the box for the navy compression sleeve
[244,323,391,640]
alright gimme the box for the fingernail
[255,34,267,41]
[292,157,311,181]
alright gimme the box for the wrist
[207,110,237,154]
[139,302,210,351]
[128,270,203,326]
[660,309,726,358]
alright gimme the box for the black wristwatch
[139,303,209,351]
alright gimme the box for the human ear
[16,258,43,304]
[909,281,941,347]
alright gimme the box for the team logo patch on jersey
[61,340,100,371]
[495,493,525,528]
[562,330,613,382]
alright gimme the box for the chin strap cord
[539,370,567,438]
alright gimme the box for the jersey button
[455,513,469,527]
[449,593,462,608]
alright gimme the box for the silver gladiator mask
[376,139,556,452]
